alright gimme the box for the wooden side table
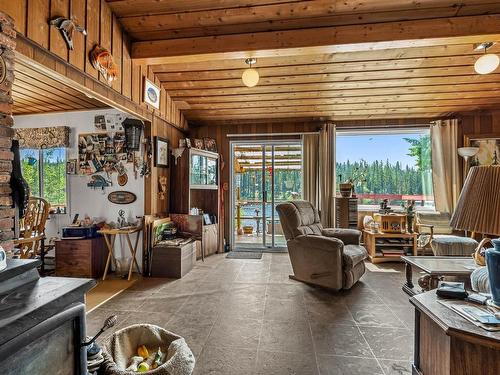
[363,230,417,263]
[410,291,500,374]
[98,226,142,281]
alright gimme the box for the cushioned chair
[276,200,368,291]
[415,211,478,256]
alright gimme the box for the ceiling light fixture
[242,58,259,87]
[474,42,499,75]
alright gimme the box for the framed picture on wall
[154,136,169,167]
[464,133,500,171]
[66,159,77,175]
[144,78,161,109]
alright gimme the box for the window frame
[20,147,69,210]
[336,127,435,212]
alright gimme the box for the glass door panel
[232,142,303,250]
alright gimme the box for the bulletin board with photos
[78,132,132,174]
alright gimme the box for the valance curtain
[430,119,461,214]
[319,122,336,227]
[302,133,320,208]
[14,126,70,149]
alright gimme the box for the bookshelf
[363,230,417,263]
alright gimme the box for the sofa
[276,200,368,291]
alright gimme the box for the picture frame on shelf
[144,78,161,109]
[191,138,204,149]
[154,136,169,168]
[203,137,217,152]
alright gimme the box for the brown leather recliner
[276,200,368,291]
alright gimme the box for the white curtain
[431,119,461,214]
[319,122,336,227]
[302,134,319,208]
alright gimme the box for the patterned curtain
[319,122,336,227]
[14,126,70,149]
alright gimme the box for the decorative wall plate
[108,191,137,204]
[117,173,128,186]
[144,78,161,109]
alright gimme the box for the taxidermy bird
[50,17,87,50]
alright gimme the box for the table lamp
[450,166,500,308]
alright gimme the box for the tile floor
[87,253,414,374]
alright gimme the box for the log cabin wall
[0,12,15,253]
[0,1,188,215]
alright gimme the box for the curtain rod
[226,131,319,138]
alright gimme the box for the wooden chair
[13,197,50,260]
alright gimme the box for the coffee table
[401,256,479,296]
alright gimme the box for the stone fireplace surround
[0,11,15,254]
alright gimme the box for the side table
[410,291,500,374]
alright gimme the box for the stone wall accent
[0,12,15,253]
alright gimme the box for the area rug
[226,251,263,259]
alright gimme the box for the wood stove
[0,259,95,374]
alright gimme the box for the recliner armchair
[276,200,368,291]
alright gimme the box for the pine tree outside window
[336,129,434,211]
[20,148,67,210]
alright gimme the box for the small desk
[98,226,142,281]
[401,256,477,296]
[410,291,500,375]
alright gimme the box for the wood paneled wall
[1,0,188,131]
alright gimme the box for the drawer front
[56,243,91,277]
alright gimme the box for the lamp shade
[450,166,500,235]
[242,68,259,87]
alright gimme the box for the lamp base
[486,299,500,310]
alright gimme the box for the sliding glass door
[231,141,302,250]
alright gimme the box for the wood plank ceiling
[106,0,500,123]
[13,58,108,115]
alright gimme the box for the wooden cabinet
[170,148,221,255]
[335,197,358,229]
[55,238,106,278]
[363,230,417,263]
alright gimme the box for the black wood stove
[0,259,95,374]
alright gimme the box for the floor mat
[226,251,263,259]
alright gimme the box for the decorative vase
[339,183,353,198]
[486,238,500,308]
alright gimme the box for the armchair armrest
[321,228,361,245]
[416,223,434,237]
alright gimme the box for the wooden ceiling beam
[150,44,500,73]
[131,15,500,64]
[127,3,500,41]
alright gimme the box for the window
[336,129,434,210]
[20,148,67,210]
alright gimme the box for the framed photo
[192,138,204,149]
[66,159,77,174]
[144,78,161,109]
[154,136,169,167]
[203,137,217,152]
